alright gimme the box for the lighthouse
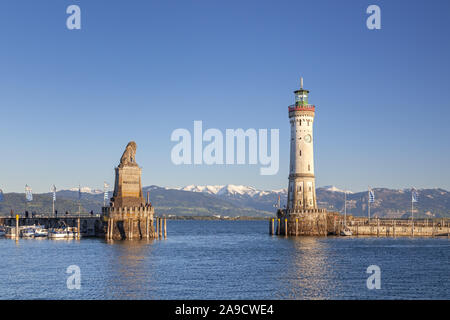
[287,77,317,211]
[276,78,328,236]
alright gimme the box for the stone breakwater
[271,212,450,237]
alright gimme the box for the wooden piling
[156,218,159,238]
[284,219,288,237]
[277,219,280,235]
[377,218,379,237]
[77,217,81,239]
[295,218,298,236]
[146,216,149,239]
[164,218,167,238]
[269,219,274,235]
[15,215,19,239]
[107,218,110,240]
[129,218,133,240]
[393,220,396,237]
[159,218,162,238]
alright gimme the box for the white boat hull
[340,230,353,236]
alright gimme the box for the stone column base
[102,206,155,240]
[277,209,329,236]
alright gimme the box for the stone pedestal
[111,166,144,207]
[101,141,157,240]
[277,208,329,236]
[102,205,154,240]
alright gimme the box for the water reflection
[276,237,337,299]
[1,221,447,299]
[104,240,156,299]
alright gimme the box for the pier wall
[271,214,450,237]
[335,217,450,237]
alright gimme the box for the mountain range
[0,185,448,218]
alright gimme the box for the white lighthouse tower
[277,78,327,236]
[287,77,317,211]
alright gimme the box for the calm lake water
[0,220,448,300]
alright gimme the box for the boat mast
[344,191,347,226]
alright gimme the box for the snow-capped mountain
[68,187,103,194]
[1,185,448,218]
[177,184,287,198]
[320,185,354,194]
[177,184,353,197]
[179,185,224,195]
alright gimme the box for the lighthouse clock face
[304,134,312,143]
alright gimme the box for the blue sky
[0,0,449,193]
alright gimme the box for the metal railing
[288,104,315,112]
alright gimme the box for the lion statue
[119,141,138,167]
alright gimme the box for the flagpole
[411,189,414,236]
[25,185,28,218]
[78,185,81,218]
[344,191,347,226]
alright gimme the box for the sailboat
[340,191,353,236]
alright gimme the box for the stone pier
[272,212,450,238]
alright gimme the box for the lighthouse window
[297,185,302,192]
[308,164,310,171]
[299,150,301,156]
[309,199,312,206]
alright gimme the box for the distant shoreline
[159,216,271,221]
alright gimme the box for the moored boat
[20,227,35,238]
[4,227,18,239]
[48,228,74,239]
[34,226,49,237]
[340,227,353,236]
[340,192,353,236]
